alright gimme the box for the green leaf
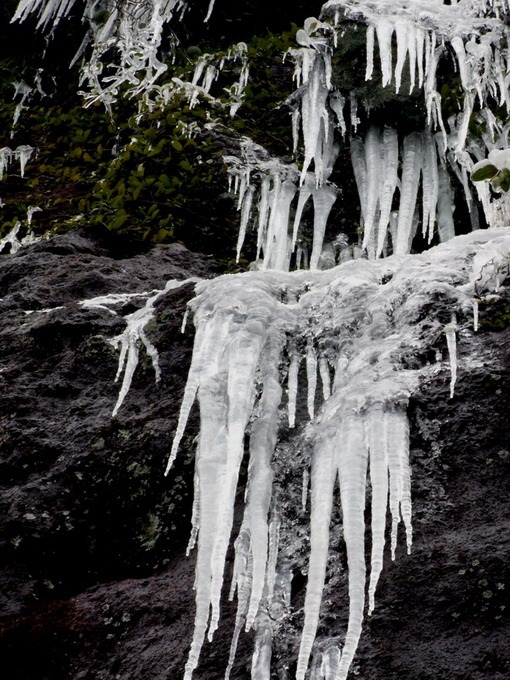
[109,212,129,230]
[171,140,183,152]
[471,162,498,182]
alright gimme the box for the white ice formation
[12,1,510,262]
[220,0,510,270]
[0,145,35,179]
[80,278,199,417]
[163,228,510,680]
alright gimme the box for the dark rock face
[0,232,508,680]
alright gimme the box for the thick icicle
[395,133,423,255]
[310,184,338,270]
[362,127,382,255]
[336,412,369,680]
[377,127,399,257]
[296,430,337,680]
[245,333,283,629]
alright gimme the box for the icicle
[445,314,457,399]
[387,409,412,560]
[407,23,417,94]
[376,127,398,257]
[301,467,309,511]
[165,304,226,475]
[395,133,423,255]
[336,412,369,680]
[245,333,283,629]
[437,165,455,243]
[236,184,255,261]
[394,19,409,94]
[349,92,359,133]
[263,178,296,271]
[366,406,388,614]
[310,184,337,270]
[181,306,190,333]
[257,175,271,260]
[319,356,331,400]
[350,137,367,225]
[292,177,314,251]
[208,319,271,638]
[375,19,394,88]
[365,24,375,81]
[306,342,318,419]
[225,527,251,680]
[187,465,200,556]
[473,299,479,332]
[251,617,273,680]
[288,349,301,428]
[362,126,382,255]
[296,431,337,680]
[421,133,439,243]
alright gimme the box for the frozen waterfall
[163,228,510,680]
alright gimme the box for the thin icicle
[362,126,382,255]
[288,349,301,428]
[319,356,331,400]
[181,306,190,333]
[366,406,389,614]
[473,299,479,332]
[375,19,394,88]
[365,24,375,81]
[306,342,318,419]
[301,467,310,511]
[310,184,338,270]
[445,314,458,399]
[236,184,255,261]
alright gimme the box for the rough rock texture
[0,231,508,680]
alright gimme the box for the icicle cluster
[0,145,35,179]
[152,42,250,116]
[162,227,510,680]
[223,1,510,269]
[12,1,192,109]
[224,137,341,271]
[350,126,457,256]
[78,278,199,416]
